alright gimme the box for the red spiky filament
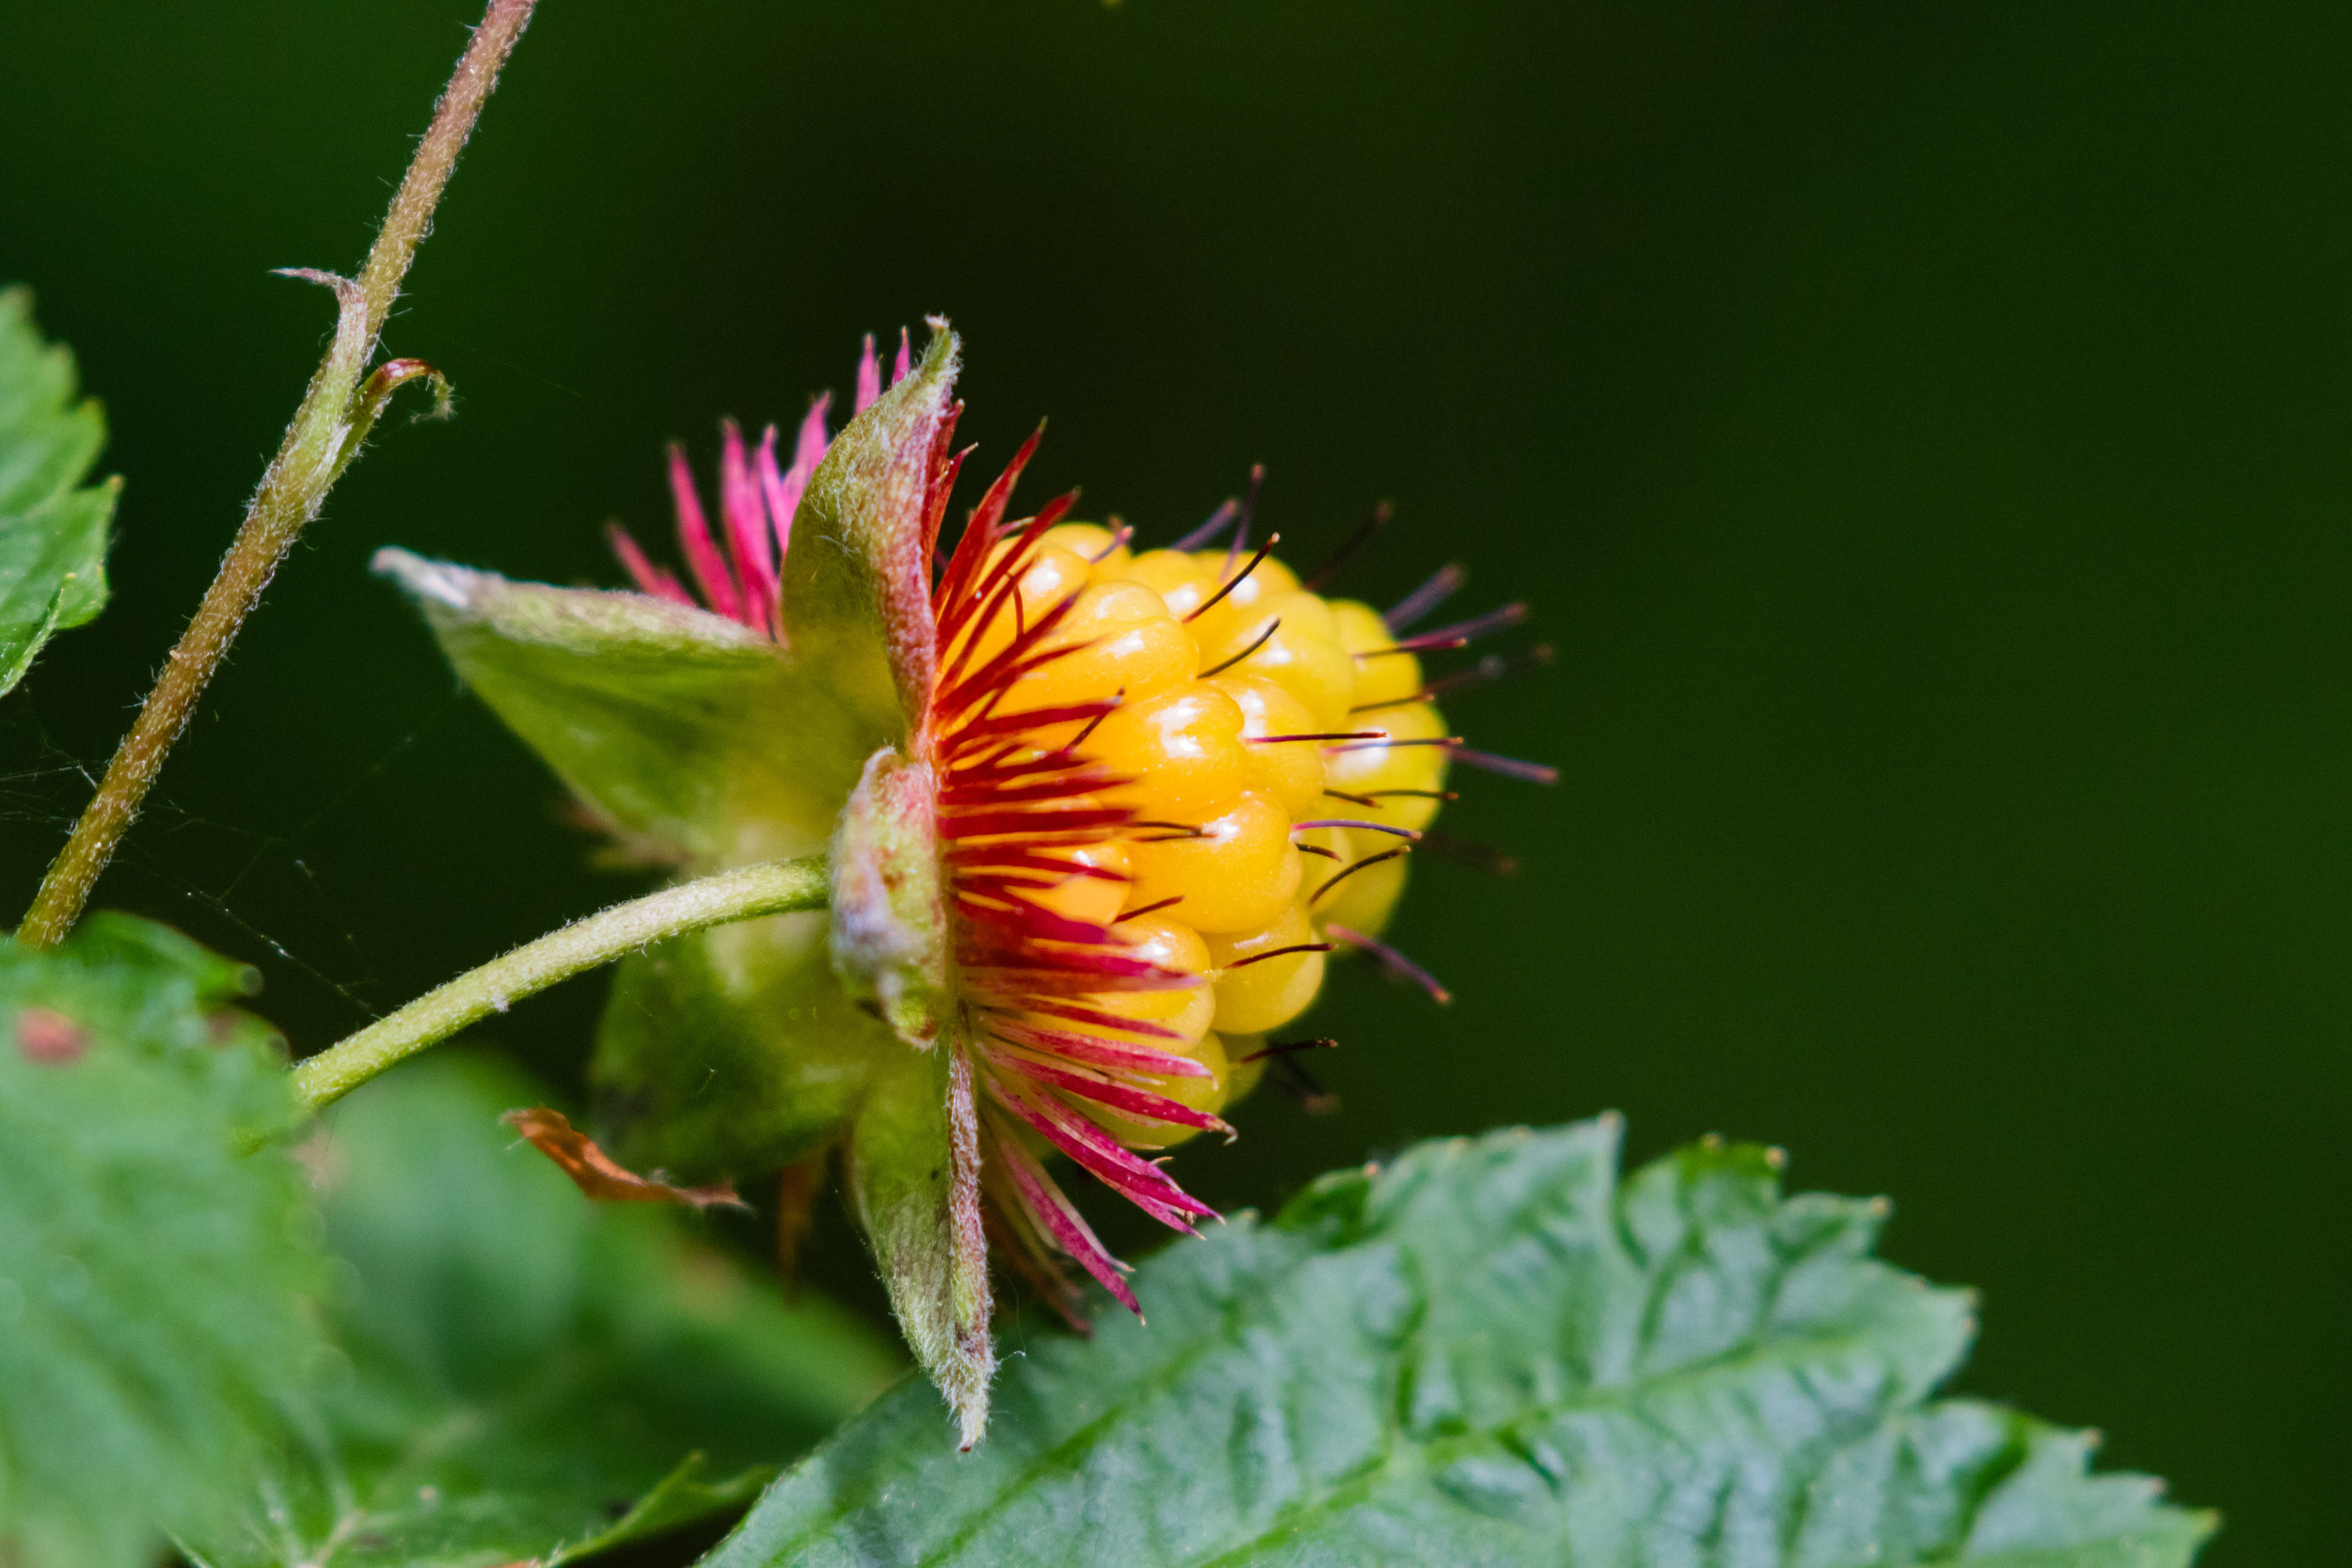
[927,436,1229,1315]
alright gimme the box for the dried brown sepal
[774,1150,827,1296]
[502,1106,749,1210]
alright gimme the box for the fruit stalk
[290,854,831,1115]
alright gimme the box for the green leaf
[0,285,119,696]
[185,1053,902,1568]
[0,914,323,1568]
[705,1121,2216,1568]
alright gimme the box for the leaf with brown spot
[13,1004,86,1064]
[0,913,314,1568]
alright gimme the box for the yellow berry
[1124,789,1301,933]
[1085,911,1215,1046]
[1331,598,1422,710]
[1319,699,1449,832]
[1213,672,1327,817]
[930,487,1512,1212]
[1112,548,1218,621]
[1221,1035,1267,1104]
[955,540,1092,673]
[1088,684,1248,824]
[1297,824,1411,940]
[1025,836,1132,928]
[1041,521,1130,575]
[1207,902,1327,1035]
[1194,590,1356,727]
[1009,578,1197,716]
[1182,547,1300,653]
[1189,546,1299,603]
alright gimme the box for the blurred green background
[3,4,2343,1560]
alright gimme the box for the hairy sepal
[374,547,866,866]
[846,1040,993,1449]
[831,746,950,1052]
[588,923,893,1183]
[832,741,993,1441]
[781,322,959,744]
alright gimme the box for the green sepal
[373,546,867,868]
[781,322,959,739]
[846,1040,994,1450]
[831,746,951,1052]
[589,914,892,1183]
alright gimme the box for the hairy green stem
[292,855,831,1115]
[16,0,537,950]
